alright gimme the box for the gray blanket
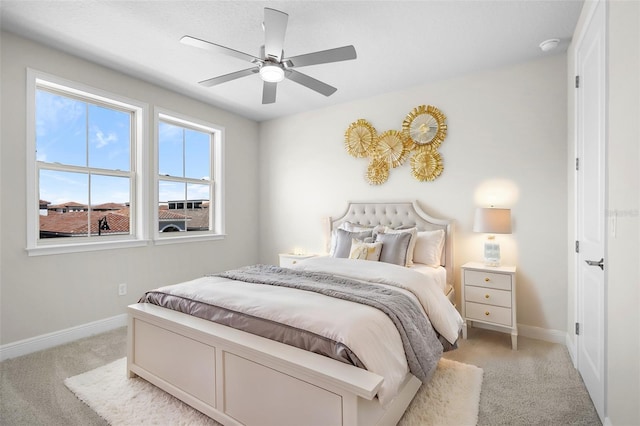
[215,264,443,383]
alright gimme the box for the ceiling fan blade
[199,68,258,87]
[263,8,288,62]
[286,70,337,97]
[181,35,260,63]
[262,81,277,104]
[284,45,357,68]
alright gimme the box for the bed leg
[126,314,137,379]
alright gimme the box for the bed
[127,201,461,426]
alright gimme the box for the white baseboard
[565,333,578,367]
[0,314,127,361]
[472,322,568,344]
[517,323,567,344]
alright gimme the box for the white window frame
[26,69,149,256]
[153,107,225,244]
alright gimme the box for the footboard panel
[224,352,342,425]
[133,318,216,407]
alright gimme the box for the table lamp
[473,207,512,266]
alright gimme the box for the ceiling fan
[181,7,357,104]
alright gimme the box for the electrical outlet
[118,283,127,296]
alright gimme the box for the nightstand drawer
[465,286,511,308]
[279,254,315,268]
[465,302,512,326]
[464,270,511,291]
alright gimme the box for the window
[155,110,224,242]
[27,70,147,255]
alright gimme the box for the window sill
[153,233,226,245]
[27,239,150,256]
[26,233,226,255]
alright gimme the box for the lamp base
[483,239,501,267]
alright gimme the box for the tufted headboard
[329,201,454,285]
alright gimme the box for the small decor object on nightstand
[461,262,517,349]
[473,206,512,266]
[278,253,316,268]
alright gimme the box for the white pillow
[348,239,383,261]
[413,229,445,267]
[373,226,418,266]
[342,222,373,232]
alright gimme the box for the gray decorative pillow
[332,228,373,258]
[374,226,418,266]
[375,231,413,266]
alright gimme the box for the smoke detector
[539,39,560,52]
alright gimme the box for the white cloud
[92,127,118,148]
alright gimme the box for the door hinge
[575,322,580,335]
[575,75,580,88]
[576,157,579,171]
[575,241,580,253]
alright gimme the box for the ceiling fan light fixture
[259,63,285,83]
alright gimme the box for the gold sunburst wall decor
[402,105,447,150]
[344,105,448,184]
[344,119,377,158]
[410,147,444,181]
[375,130,411,168]
[366,157,390,185]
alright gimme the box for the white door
[576,0,606,421]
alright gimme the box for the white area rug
[65,357,482,426]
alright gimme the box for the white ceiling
[1,1,583,122]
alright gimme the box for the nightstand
[461,262,517,350]
[278,253,316,268]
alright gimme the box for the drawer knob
[485,311,490,316]
[484,277,490,282]
[292,260,297,264]
[485,294,490,299]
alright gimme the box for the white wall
[605,0,640,423]
[0,32,260,345]
[258,55,569,335]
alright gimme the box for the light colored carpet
[1,327,601,425]
[65,357,482,426]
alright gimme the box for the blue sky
[36,89,211,206]
[158,121,210,203]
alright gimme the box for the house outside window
[26,70,147,255]
[155,109,224,243]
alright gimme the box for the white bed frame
[127,201,454,426]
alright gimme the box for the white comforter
[292,257,463,345]
[153,257,462,405]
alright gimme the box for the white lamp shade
[473,207,512,234]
